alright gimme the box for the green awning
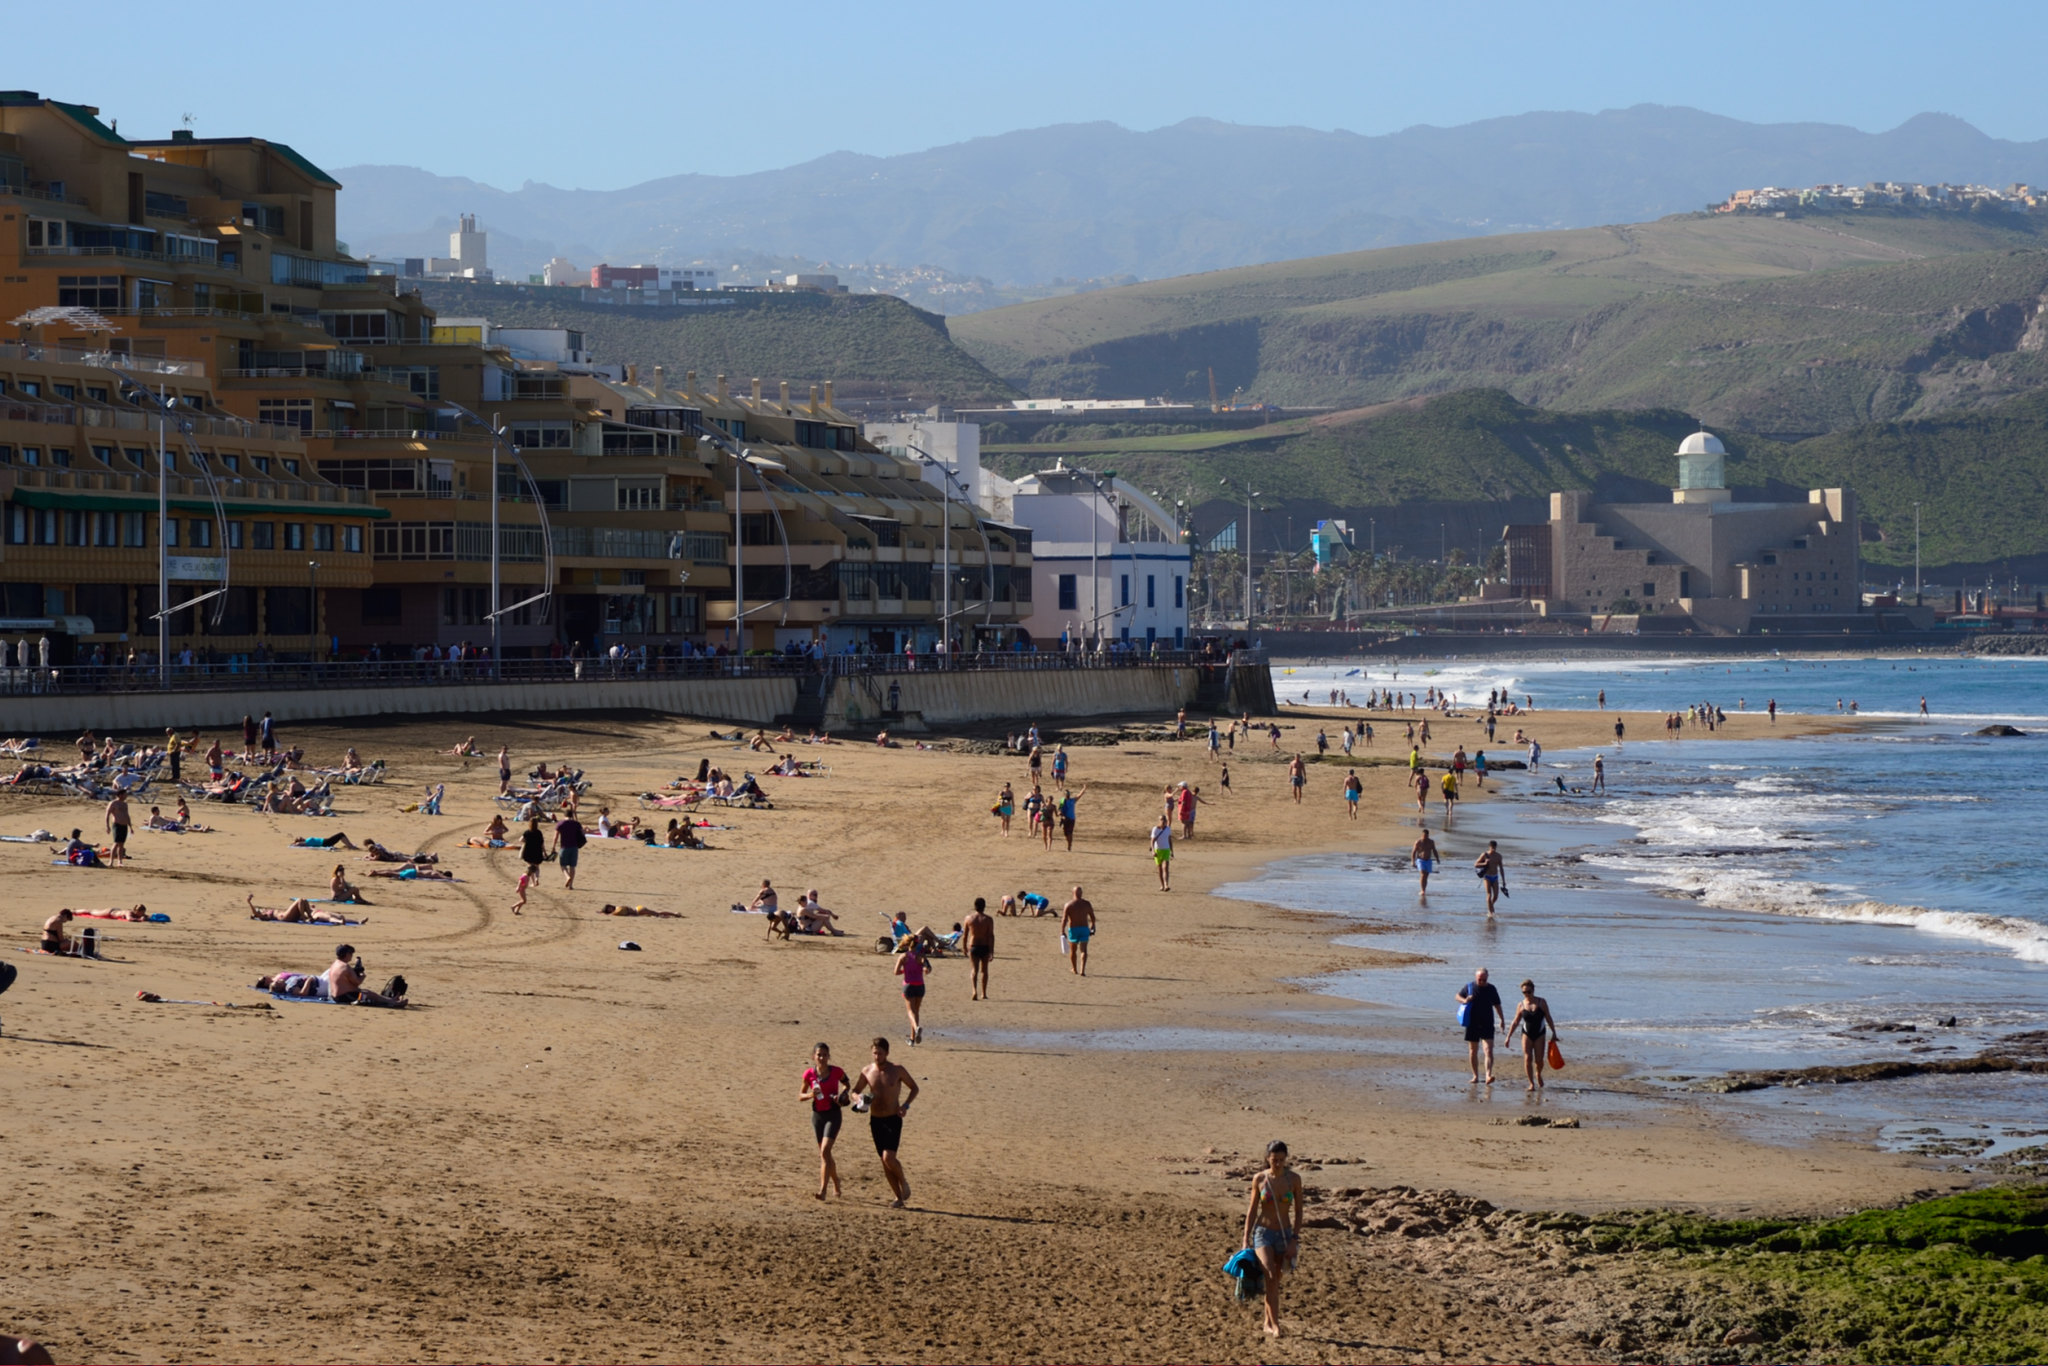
[7,487,391,519]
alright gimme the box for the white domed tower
[1673,430,1730,504]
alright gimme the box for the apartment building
[0,90,1031,657]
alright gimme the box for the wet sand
[1,703,1941,1362]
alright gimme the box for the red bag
[1547,1037,1566,1071]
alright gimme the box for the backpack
[380,975,408,1000]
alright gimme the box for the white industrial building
[865,417,1191,649]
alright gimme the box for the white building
[866,419,1189,648]
[425,212,491,280]
[541,256,580,286]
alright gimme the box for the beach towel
[1223,1248,1264,1303]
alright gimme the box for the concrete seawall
[824,665,1200,731]
[0,676,799,733]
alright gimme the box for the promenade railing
[0,648,1262,698]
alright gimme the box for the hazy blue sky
[15,0,2044,187]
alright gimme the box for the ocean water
[1222,654,2048,1136]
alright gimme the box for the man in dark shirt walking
[552,811,587,890]
[1457,967,1506,1085]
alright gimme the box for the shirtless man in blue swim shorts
[1060,885,1096,976]
[1411,828,1440,896]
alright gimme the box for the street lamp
[307,560,320,660]
[1913,502,1922,603]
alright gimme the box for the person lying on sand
[367,864,454,880]
[257,946,404,1006]
[248,894,358,925]
[445,736,480,756]
[148,806,212,833]
[361,839,437,864]
[291,832,359,849]
[66,904,151,921]
[600,904,683,918]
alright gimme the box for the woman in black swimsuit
[1505,979,1560,1092]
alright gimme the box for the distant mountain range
[336,106,2048,306]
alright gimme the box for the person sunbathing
[805,730,839,745]
[445,736,479,757]
[342,747,365,772]
[797,891,841,935]
[330,865,369,905]
[66,904,151,921]
[594,807,636,839]
[291,831,358,849]
[748,880,779,914]
[664,819,703,849]
[367,863,454,880]
[748,730,775,752]
[361,839,437,863]
[600,904,683,918]
[482,814,509,842]
[321,946,406,1007]
[255,969,324,996]
[248,894,357,925]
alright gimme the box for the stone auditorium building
[1506,431,1860,633]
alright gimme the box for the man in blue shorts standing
[1060,886,1096,976]
[551,809,587,890]
[1410,827,1440,895]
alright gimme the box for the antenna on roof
[180,112,195,130]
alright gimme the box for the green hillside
[984,388,2048,570]
[413,281,1013,405]
[951,211,2048,433]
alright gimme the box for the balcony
[0,340,205,378]
[6,466,377,507]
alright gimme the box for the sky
[15,0,2048,189]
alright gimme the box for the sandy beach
[3,701,1955,1363]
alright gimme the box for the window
[227,521,244,549]
[1174,575,1184,609]
[617,483,658,511]
[250,521,275,550]
[360,586,404,625]
[56,275,121,309]
[1057,574,1077,611]
[6,505,25,543]
[189,519,213,548]
[252,456,271,473]
[343,525,363,553]
[316,458,425,491]
[508,420,573,449]
[221,454,239,473]
[282,459,299,475]
[134,279,173,311]
[62,511,86,546]
[319,311,391,343]
[86,387,107,402]
[48,448,70,467]
[258,398,314,432]
[122,513,145,547]
[89,512,118,547]
[284,523,304,550]
[1146,574,1156,609]
[162,516,178,547]
[123,447,148,470]
[26,218,65,248]
[90,444,113,466]
[312,523,335,552]
[53,383,76,400]
[19,448,39,467]
[1643,582,1656,598]
[1120,574,1130,607]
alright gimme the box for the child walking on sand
[511,868,532,914]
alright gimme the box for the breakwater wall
[823,663,1202,730]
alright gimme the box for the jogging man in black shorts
[853,1036,919,1208]
[962,897,995,1000]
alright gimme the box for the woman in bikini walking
[1242,1139,1304,1338]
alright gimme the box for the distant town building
[541,256,580,286]
[589,263,715,291]
[424,212,490,280]
[1716,180,2042,215]
[1506,431,1859,633]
